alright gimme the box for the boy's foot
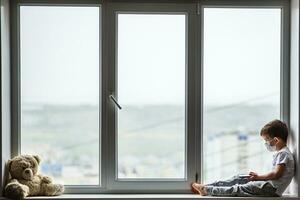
[191,183,207,196]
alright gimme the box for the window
[105,3,196,191]
[11,0,290,194]
[117,14,186,179]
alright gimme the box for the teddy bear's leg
[42,183,64,196]
[5,180,30,200]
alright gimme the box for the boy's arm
[249,164,285,181]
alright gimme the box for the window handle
[109,95,122,110]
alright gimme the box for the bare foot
[191,183,207,196]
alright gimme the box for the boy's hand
[249,171,258,176]
[248,171,258,181]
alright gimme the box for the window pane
[117,14,186,179]
[203,8,281,183]
[20,6,100,185]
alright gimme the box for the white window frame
[105,2,198,192]
[7,0,293,195]
[10,0,105,194]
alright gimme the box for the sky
[20,6,100,106]
[203,8,281,107]
[21,6,281,107]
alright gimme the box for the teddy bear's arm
[39,175,53,184]
[9,178,18,183]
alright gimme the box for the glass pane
[117,14,186,179]
[20,6,100,185]
[203,8,281,183]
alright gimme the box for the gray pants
[205,175,279,197]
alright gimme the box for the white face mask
[264,140,276,152]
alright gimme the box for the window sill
[0,194,299,200]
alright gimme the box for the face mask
[264,140,276,152]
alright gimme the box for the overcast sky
[21,7,281,107]
[21,6,100,106]
[203,8,281,107]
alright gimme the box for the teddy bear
[5,154,64,199]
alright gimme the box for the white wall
[290,0,299,196]
[0,0,10,195]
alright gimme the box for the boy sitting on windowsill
[192,119,295,197]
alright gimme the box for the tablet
[239,174,251,178]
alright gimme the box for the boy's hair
[260,119,288,143]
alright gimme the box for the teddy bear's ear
[33,155,41,164]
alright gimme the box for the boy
[192,119,295,197]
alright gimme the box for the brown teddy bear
[5,154,64,199]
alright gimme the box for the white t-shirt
[267,146,295,196]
